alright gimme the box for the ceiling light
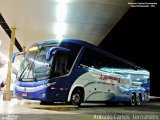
[56,4,67,22]
[0,52,8,62]
[54,22,67,35]
[56,0,70,3]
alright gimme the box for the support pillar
[22,46,26,52]
[3,28,16,101]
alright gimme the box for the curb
[30,105,78,111]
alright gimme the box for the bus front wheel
[71,89,82,106]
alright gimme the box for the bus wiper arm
[19,62,31,80]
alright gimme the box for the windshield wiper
[18,61,31,81]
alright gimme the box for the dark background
[99,0,159,96]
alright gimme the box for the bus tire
[71,89,82,107]
[130,93,136,106]
[136,94,141,106]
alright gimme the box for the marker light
[28,46,39,52]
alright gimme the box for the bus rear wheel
[136,94,141,106]
[130,94,136,106]
[71,89,82,106]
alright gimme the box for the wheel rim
[131,95,135,106]
[136,96,141,106]
[72,93,80,105]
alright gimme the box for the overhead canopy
[0,0,133,50]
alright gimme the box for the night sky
[98,0,159,96]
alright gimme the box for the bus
[13,39,150,106]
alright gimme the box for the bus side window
[79,48,98,68]
[50,51,69,77]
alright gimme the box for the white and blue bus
[13,39,150,106]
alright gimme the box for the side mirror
[12,52,26,63]
[46,47,70,61]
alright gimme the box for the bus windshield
[17,41,82,82]
[17,46,54,81]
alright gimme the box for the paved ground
[0,96,160,120]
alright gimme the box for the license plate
[22,93,27,97]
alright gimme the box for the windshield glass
[17,42,82,81]
[17,46,53,81]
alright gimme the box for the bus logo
[99,74,120,83]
